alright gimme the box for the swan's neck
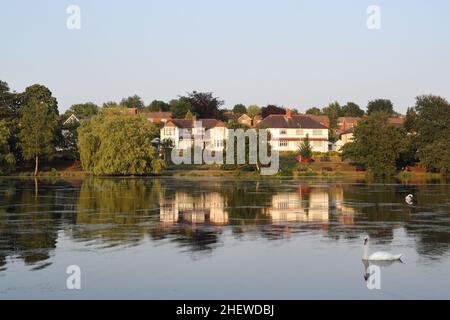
[363,243,370,260]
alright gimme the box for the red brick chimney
[286,109,292,118]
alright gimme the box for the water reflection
[0,177,450,271]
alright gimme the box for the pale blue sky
[1,0,449,113]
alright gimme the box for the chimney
[286,109,292,118]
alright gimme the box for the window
[164,128,174,136]
[313,129,323,136]
[280,129,287,135]
[279,140,289,147]
[215,140,224,147]
[313,141,322,147]
[296,129,304,136]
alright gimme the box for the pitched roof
[338,117,360,123]
[238,114,251,121]
[143,112,172,119]
[63,114,80,125]
[258,114,327,129]
[166,119,226,129]
[388,117,405,127]
[223,111,240,120]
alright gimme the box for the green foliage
[413,95,450,174]
[147,100,170,112]
[60,121,80,160]
[78,114,160,175]
[120,95,145,110]
[246,105,261,118]
[261,105,285,118]
[170,97,192,118]
[64,102,98,119]
[184,110,194,120]
[305,107,321,115]
[341,102,365,117]
[19,97,59,174]
[0,120,16,174]
[367,99,395,115]
[0,80,15,119]
[404,107,418,133]
[102,101,120,108]
[299,134,313,159]
[322,101,342,129]
[100,106,133,116]
[341,112,408,177]
[22,84,59,115]
[186,91,224,119]
[233,104,247,114]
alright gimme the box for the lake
[0,177,449,299]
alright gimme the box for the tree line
[1,79,449,177]
[341,95,450,177]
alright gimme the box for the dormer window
[280,129,287,135]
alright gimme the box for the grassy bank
[2,157,446,181]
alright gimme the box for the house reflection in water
[268,186,355,226]
[160,192,228,226]
[159,185,355,228]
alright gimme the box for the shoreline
[1,169,445,182]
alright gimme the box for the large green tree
[78,114,162,175]
[146,100,170,112]
[305,107,322,116]
[232,104,247,114]
[322,101,343,129]
[19,100,59,175]
[186,91,224,119]
[413,95,450,174]
[342,112,408,177]
[169,97,192,118]
[246,105,261,118]
[367,99,395,116]
[0,120,16,174]
[261,105,285,118]
[120,95,145,110]
[342,102,365,117]
[64,102,99,120]
[22,84,58,115]
[0,81,14,119]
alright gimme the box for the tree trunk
[34,155,39,176]
[34,177,38,198]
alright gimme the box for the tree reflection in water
[0,177,449,270]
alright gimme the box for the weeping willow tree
[77,114,163,175]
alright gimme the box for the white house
[258,110,329,152]
[160,118,228,152]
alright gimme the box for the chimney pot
[286,109,292,118]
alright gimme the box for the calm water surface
[0,177,449,299]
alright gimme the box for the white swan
[405,194,414,205]
[362,236,403,261]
